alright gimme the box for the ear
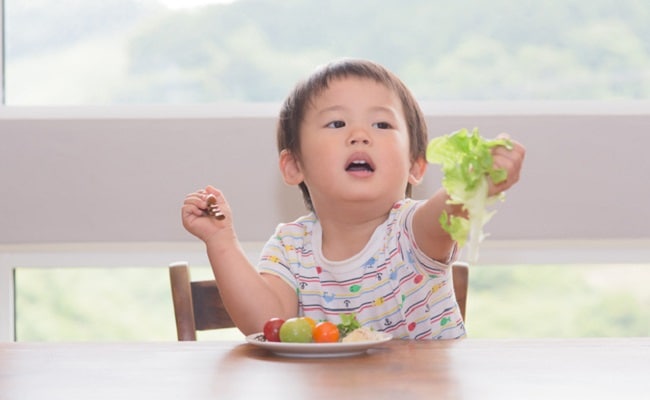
[408,157,427,186]
[279,149,304,186]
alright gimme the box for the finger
[504,138,526,158]
[493,138,525,165]
[184,192,206,207]
[181,202,206,218]
[185,186,231,219]
[185,186,219,204]
[205,185,222,196]
[203,188,228,207]
[184,191,213,218]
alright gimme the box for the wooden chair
[169,261,469,341]
[169,261,235,341]
[451,261,469,322]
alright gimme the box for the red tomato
[263,318,285,342]
[313,321,340,343]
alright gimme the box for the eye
[326,120,346,129]
[372,122,392,129]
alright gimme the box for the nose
[348,127,371,146]
[350,138,370,145]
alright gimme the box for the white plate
[245,332,393,358]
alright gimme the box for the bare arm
[182,186,298,334]
[411,188,463,263]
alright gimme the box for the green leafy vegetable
[426,127,512,264]
[337,313,361,338]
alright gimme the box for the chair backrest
[169,260,469,341]
[169,261,235,341]
[451,261,469,322]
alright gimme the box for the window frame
[1,0,5,104]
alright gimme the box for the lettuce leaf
[337,313,361,338]
[426,127,511,264]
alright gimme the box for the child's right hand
[181,185,233,244]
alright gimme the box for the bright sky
[159,0,238,9]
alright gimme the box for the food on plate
[261,313,384,344]
[278,317,313,343]
[341,327,384,342]
[313,321,340,343]
[336,313,361,337]
[302,316,317,330]
[262,317,285,342]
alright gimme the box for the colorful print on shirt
[257,199,466,340]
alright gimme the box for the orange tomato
[313,321,340,343]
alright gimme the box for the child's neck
[318,208,390,261]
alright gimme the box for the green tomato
[279,317,313,343]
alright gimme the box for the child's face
[288,76,424,212]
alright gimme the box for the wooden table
[1,338,648,400]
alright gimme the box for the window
[14,263,649,341]
[4,0,650,105]
[14,265,245,341]
[468,264,650,338]
[3,1,649,342]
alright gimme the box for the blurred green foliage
[467,264,650,338]
[15,267,178,341]
[5,0,650,104]
[14,264,649,341]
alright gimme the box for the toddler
[182,59,525,339]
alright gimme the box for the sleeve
[257,226,299,291]
[403,200,457,275]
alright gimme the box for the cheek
[383,137,412,168]
[302,139,339,162]
[297,147,333,180]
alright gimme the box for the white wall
[2,103,650,244]
[2,103,650,341]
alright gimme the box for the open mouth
[346,159,375,173]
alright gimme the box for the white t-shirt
[258,198,466,339]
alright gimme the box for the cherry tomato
[313,321,340,343]
[263,318,285,342]
[303,316,317,330]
